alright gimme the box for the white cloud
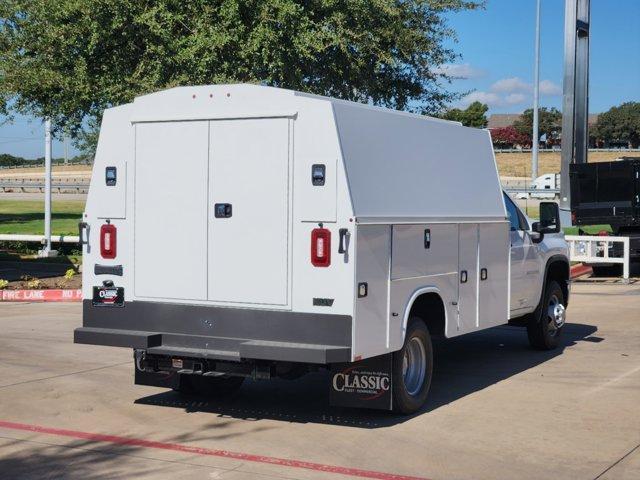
[459,91,528,109]
[491,77,531,93]
[539,79,562,96]
[460,91,502,107]
[432,63,484,79]
[455,75,563,109]
[505,93,527,104]
[489,77,562,97]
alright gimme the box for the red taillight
[311,228,331,267]
[100,223,117,259]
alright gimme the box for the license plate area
[92,286,124,307]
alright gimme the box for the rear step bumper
[74,300,352,364]
[74,327,350,363]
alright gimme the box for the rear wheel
[175,374,244,398]
[392,318,433,415]
[527,280,566,350]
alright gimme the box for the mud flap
[329,353,393,410]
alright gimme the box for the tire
[392,318,433,415]
[527,280,566,350]
[175,374,244,398]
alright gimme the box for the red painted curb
[570,264,592,279]
[0,289,82,302]
[0,420,429,480]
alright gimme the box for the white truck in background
[516,173,560,199]
[75,84,570,414]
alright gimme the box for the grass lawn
[563,225,612,235]
[0,199,85,235]
[495,151,640,178]
[514,205,611,235]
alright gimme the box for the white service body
[77,84,549,364]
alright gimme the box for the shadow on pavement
[135,322,598,429]
[0,437,160,480]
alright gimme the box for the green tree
[594,102,640,148]
[441,101,488,128]
[513,107,562,145]
[0,0,482,148]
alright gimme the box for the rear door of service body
[208,118,290,306]
[134,118,291,307]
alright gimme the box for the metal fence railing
[0,160,91,170]
[0,234,80,244]
[565,235,630,282]
[493,148,640,153]
[0,178,89,193]
[503,187,560,196]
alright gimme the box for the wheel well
[408,292,446,336]
[546,260,569,305]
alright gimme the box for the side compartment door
[478,222,510,327]
[457,223,478,333]
[354,225,390,358]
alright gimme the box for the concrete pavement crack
[0,361,131,389]
[593,442,640,480]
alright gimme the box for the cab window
[503,193,522,231]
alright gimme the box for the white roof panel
[331,101,507,222]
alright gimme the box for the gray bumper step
[239,340,350,363]
[74,328,161,349]
[74,327,350,364]
[146,345,240,362]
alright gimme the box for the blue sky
[442,0,640,114]
[1,0,639,159]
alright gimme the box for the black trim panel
[94,264,123,276]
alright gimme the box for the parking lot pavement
[0,281,639,480]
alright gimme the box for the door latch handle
[424,228,431,249]
[78,222,89,246]
[214,203,232,218]
[338,228,349,253]
[460,270,468,283]
[480,268,488,281]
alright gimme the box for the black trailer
[570,158,640,270]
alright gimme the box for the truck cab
[503,192,570,346]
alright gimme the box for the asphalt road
[0,281,639,480]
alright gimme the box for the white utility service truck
[75,84,570,413]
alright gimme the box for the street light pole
[532,0,541,183]
[39,118,56,257]
[63,132,69,165]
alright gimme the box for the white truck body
[75,84,569,411]
[516,173,560,199]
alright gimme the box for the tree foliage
[489,126,530,148]
[441,101,488,128]
[0,153,87,167]
[513,107,562,144]
[0,0,482,143]
[593,102,640,148]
